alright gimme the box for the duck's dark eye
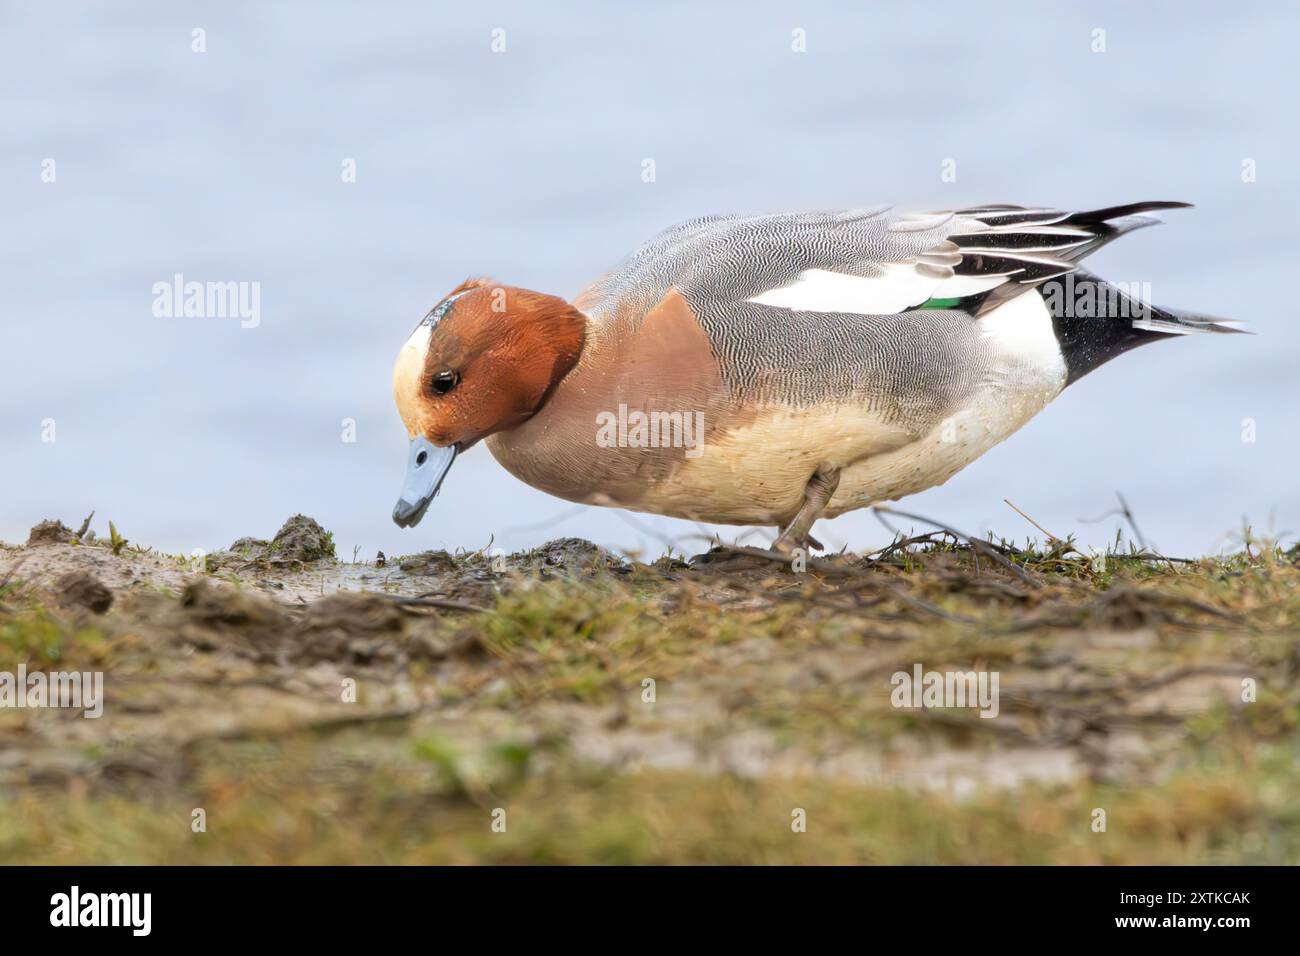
[431,370,460,395]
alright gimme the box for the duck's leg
[772,467,840,553]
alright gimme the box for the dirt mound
[26,519,73,547]
[142,580,449,666]
[270,514,336,561]
[168,578,293,657]
[398,550,458,574]
[511,537,624,574]
[208,515,337,570]
[294,591,416,664]
[394,538,623,579]
[55,571,113,614]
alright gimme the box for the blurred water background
[2,0,1296,560]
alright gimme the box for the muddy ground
[1,514,1297,864]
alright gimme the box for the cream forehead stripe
[392,323,432,437]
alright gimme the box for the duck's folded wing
[672,202,1194,319]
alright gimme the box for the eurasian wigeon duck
[392,202,1241,550]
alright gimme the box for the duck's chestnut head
[391,278,585,528]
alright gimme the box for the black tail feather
[1062,201,1193,224]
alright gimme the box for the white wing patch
[746,265,1007,316]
